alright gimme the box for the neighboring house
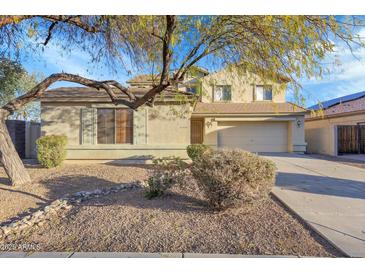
[306,91,365,156]
[40,66,307,160]
[6,120,40,159]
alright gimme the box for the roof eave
[306,109,365,121]
[192,112,307,117]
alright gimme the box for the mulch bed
[3,184,343,257]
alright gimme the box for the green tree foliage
[0,58,40,120]
[0,15,364,186]
[1,15,363,91]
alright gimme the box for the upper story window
[186,86,197,93]
[214,85,232,102]
[255,85,273,101]
[97,108,133,144]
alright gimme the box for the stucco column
[203,118,218,149]
[287,121,294,152]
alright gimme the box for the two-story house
[39,66,307,161]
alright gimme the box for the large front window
[255,85,273,101]
[97,108,133,144]
[214,85,231,101]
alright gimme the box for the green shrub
[191,149,276,210]
[144,157,189,199]
[186,144,211,161]
[36,135,68,168]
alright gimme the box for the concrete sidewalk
[265,153,365,257]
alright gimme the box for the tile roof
[127,74,159,84]
[193,102,307,115]
[307,95,365,118]
[127,66,209,84]
[40,87,194,102]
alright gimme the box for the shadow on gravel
[39,175,119,200]
[0,186,48,202]
[0,176,11,186]
[83,188,210,213]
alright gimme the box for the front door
[191,119,204,144]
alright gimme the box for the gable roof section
[193,102,307,115]
[309,90,365,111]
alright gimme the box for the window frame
[96,108,134,145]
[254,85,273,101]
[213,85,232,102]
[186,86,197,94]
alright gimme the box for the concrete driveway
[263,153,365,257]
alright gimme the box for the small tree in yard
[0,15,364,185]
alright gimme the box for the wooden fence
[337,125,365,154]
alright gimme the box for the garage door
[217,121,288,152]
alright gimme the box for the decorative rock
[23,215,31,221]
[2,227,11,235]
[0,182,139,241]
[33,211,43,218]
[8,222,16,228]
[94,189,102,195]
[37,221,45,227]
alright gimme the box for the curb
[0,252,301,258]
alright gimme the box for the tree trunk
[0,110,31,185]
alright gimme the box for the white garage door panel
[218,121,288,152]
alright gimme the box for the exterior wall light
[296,119,302,128]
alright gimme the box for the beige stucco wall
[305,113,365,156]
[147,104,191,145]
[41,102,192,159]
[202,115,306,153]
[200,67,287,103]
[41,102,84,145]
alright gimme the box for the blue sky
[20,23,365,108]
[290,26,365,107]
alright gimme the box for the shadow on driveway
[276,172,365,200]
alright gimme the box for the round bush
[186,144,211,161]
[144,157,189,199]
[36,135,68,168]
[191,149,276,210]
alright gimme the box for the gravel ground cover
[1,162,343,256]
[0,163,149,223]
[3,185,342,256]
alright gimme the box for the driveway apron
[264,153,365,257]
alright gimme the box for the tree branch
[41,15,100,33]
[43,21,58,46]
[0,16,33,28]
[0,73,136,115]
[159,15,177,85]
[0,15,100,33]
[0,15,181,116]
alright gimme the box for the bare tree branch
[43,21,58,46]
